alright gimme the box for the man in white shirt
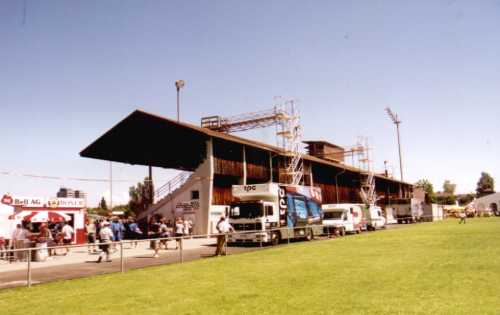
[97,221,114,263]
[61,222,74,255]
[174,218,184,250]
[215,214,234,256]
[11,224,29,261]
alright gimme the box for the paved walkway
[0,237,260,289]
[0,225,404,290]
[0,237,215,273]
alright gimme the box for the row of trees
[415,172,496,205]
[87,177,154,217]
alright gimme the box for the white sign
[11,197,44,208]
[1,194,86,209]
[55,198,86,208]
[232,183,279,200]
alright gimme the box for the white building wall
[150,138,214,235]
[473,192,500,214]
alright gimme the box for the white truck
[363,204,386,230]
[389,198,424,223]
[322,203,366,235]
[228,183,323,245]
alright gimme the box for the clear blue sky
[1,0,499,206]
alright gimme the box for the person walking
[459,211,467,224]
[215,214,234,256]
[159,219,170,250]
[188,219,194,235]
[148,218,161,258]
[111,218,125,253]
[11,224,28,261]
[85,219,97,253]
[97,221,114,263]
[61,222,74,255]
[111,218,125,242]
[36,223,51,262]
[127,219,142,248]
[183,219,190,237]
[174,218,184,250]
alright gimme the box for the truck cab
[228,200,279,244]
[363,204,386,230]
[228,183,323,245]
[322,203,365,234]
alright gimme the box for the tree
[436,194,456,205]
[476,172,495,198]
[443,180,456,195]
[415,179,436,203]
[129,177,154,216]
[437,180,457,205]
[457,193,475,206]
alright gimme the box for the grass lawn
[1,218,500,315]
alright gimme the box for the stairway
[137,171,193,220]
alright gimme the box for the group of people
[0,213,233,264]
[148,216,193,258]
[85,217,143,263]
[0,221,75,262]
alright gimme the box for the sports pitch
[1,218,499,314]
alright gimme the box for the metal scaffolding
[200,99,303,185]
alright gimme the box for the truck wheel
[271,232,280,246]
[306,229,314,241]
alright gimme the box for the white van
[363,204,386,230]
[322,204,365,235]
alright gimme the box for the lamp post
[385,107,404,197]
[175,80,185,122]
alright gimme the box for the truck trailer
[389,198,424,223]
[228,183,323,245]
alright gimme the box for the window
[230,203,263,219]
[265,205,273,216]
[307,200,321,218]
[324,211,343,219]
[293,198,308,219]
[191,190,199,200]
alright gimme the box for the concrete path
[0,225,404,290]
[0,237,261,289]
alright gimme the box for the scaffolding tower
[200,99,303,185]
[355,138,378,205]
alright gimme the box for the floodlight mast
[385,107,404,196]
[175,80,185,122]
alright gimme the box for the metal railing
[0,219,449,289]
[154,171,192,203]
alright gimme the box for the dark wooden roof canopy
[80,110,412,188]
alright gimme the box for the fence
[0,218,445,289]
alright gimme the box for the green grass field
[1,218,500,315]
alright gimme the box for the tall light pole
[175,80,185,122]
[109,161,113,211]
[385,107,404,197]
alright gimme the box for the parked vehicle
[322,203,365,235]
[363,204,386,230]
[228,183,323,245]
[389,199,423,223]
